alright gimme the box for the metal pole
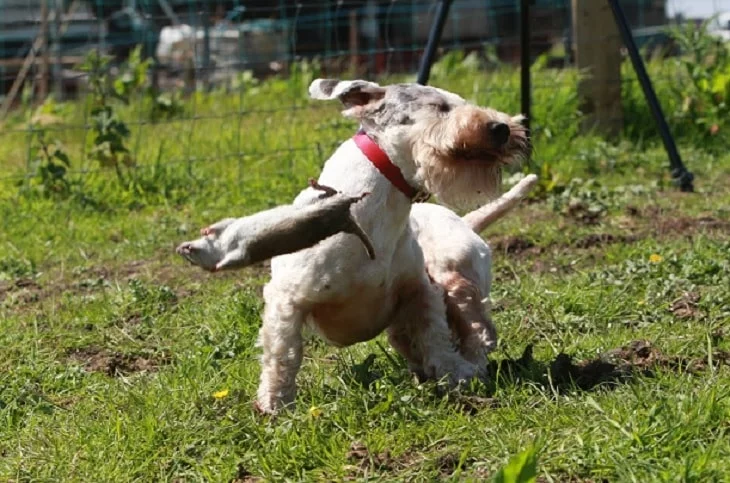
[417,0,454,85]
[52,0,63,99]
[607,0,694,192]
[520,0,531,132]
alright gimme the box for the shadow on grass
[486,339,728,394]
[336,339,729,416]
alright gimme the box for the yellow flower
[308,406,323,418]
[213,389,229,399]
[649,254,663,264]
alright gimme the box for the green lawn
[1,54,729,481]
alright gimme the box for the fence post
[349,10,359,74]
[571,0,623,136]
[520,0,531,132]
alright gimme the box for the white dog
[255,79,534,413]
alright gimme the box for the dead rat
[176,179,375,272]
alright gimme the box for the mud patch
[669,291,701,319]
[1,255,251,309]
[0,278,43,305]
[345,441,420,475]
[232,464,263,483]
[434,451,475,478]
[491,236,541,255]
[456,395,500,416]
[67,346,170,377]
[655,216,730,236]
[572,233,639,249]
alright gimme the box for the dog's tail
[462,174,538,234]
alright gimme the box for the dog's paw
[254,396,290,415]
[425,355,478,388]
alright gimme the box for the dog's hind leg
[441,273,496,370]
[255,283,306,414]
[387,278,477,386]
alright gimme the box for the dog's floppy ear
[309,79,386,118]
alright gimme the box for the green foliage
[492,446,538,483]
[21,129,72,199]
[669,18,730,139]
[0,256,35,281]
[80,49,136,182]
[149,91,185,122]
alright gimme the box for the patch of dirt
[0,278,43,305]
[537,477,608,483]
[669,291,701,319]
[655,216,730,236]
[712,328,726,343]
[564,200,605,226]
[456,395,500,416]
[345,441,421,475]
[1,253,260,310]
[490,236,542,255]
[572,233,639,249]
[489,211,727,266]
[67,346,170,377]
[231,464,263,483]
[434,451,475,477]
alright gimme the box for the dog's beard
[412,113,530,210]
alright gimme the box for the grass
[1,52,729,481]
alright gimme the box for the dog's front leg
[255,284,305,414]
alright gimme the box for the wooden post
[571,0,623,136]
[39,0,50,102]
[349,10,359,74]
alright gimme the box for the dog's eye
[436,103,451,113]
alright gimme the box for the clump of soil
[669,292,701,319]
[490,236,540,255]
[346,441,420,474]
[67,346,169,377]
[572,233,638,249]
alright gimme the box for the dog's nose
[488,122,510,146]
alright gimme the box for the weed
[20,128,72,199]
[80,50,135,184]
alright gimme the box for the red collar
[352,130,429,202]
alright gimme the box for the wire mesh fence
[1,0,729,193]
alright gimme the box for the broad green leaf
[491,446,538,483]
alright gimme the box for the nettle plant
[80,46,151,184]
[22,128,73,199]
[670,18,730,137]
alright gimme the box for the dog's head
[309,79,531,208]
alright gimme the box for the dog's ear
[308,79,386,118]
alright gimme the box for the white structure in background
[155,16,290,82]
[708,11,730,40]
